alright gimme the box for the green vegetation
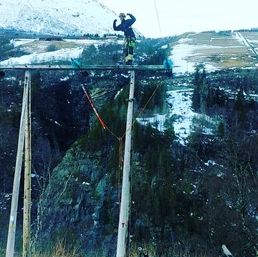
[1,36,257,257]
[0,38,13,61]
[30,67,258,257]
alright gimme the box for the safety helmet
[119,13,126,18]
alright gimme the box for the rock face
[37,143,120,255]
[0,0,116,36]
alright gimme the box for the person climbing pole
[113,13,136,65]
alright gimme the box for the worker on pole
[113,13,136,65]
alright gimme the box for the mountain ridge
[0,0,117,36]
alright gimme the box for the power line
[153,0,162,37]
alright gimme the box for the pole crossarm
[0,64,168,71]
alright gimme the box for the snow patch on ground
[0,193,11,211]
[0,47,84,65]
[171,44,196,74]
[137,87,218,145]
[11,39,36,47]
[137,88,196,144]
[204,160,216,166]
[136,114,167,132]
[167,89,195,143]
[64,39,103,46]
[248,39,258,44]
[60,76,70,81]
[161,44,169,49]
[171,43,217,74]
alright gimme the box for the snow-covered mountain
[0,0,117,36]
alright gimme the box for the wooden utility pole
[6,72,30,257]
[23,71,32,257]
[0,64,167,257]
[116,70,135,257]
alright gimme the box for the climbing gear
[124,37,136,64]
[127,38,136,48]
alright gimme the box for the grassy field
[172,30,258,71]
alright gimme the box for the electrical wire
[153,0,163,37]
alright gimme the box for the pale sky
[101,0,258,37]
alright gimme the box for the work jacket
[113,14,136,38]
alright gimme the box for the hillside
[0,0,116,36]
[171,30,258,73]
[0,31,257,257]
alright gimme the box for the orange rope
[82,81,161,143]
[81,85,121,141]
[82,85,107,129]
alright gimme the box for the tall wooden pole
[6,72,29,257]
[116,70,135,257]
[23,71,32,257]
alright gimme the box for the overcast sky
[101,0,258,37]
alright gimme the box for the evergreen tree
[217,121,225,138]
[192,64,207,113]
[234,87,246,127]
